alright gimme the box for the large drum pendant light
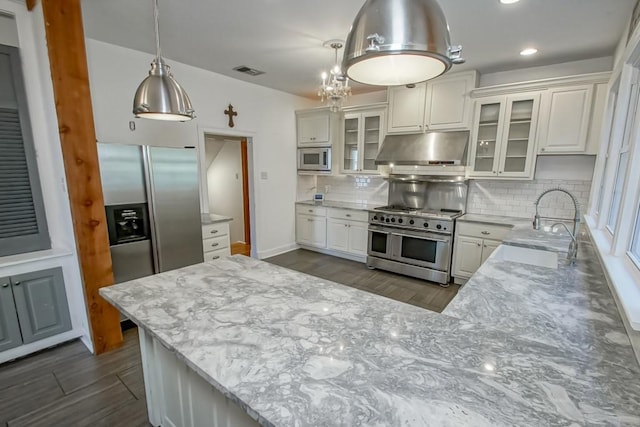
[343,0,464,86]
[133,0,195,121]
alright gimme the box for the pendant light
[133,0,195,121]
[342,0,464,86]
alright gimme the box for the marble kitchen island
[101,231,640,426]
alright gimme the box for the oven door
[367,225,393,260]
[390,229,451,271]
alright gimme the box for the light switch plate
[260,171,268,180]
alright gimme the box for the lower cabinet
[452,222,510,284]
[0,267,72,352]
[295,204,369,260]
[327,218,368,256]
[202,222,231,261]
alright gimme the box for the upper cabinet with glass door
[469,93,540,179]
[341,106,386,174]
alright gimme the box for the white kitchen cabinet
[469,93,540,179]
[202,221,231,260]
[585,83,608,155]
[296,214,327,248]
[480,239,501,265]
[386,83,426,134]
[341,105,386,174]
[425,71,478,130]
[296,109,331,146]
[327,216,368,257]
[537,84,594,154]
[452,236,483,278]
[452,221,511,284]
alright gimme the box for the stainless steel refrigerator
[98,143,203,284]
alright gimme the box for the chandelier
[318,41,352,111]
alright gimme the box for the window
[595,93,617,217]
[0,44,50,256]
[607,150,630,232]
[606,81,639,232]
[630,206,640,265]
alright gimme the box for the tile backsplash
[467,179,592,219]
[315,175,388,205]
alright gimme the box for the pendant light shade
[133,0,195,121]
[343,0,464,86]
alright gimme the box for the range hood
[375,130,469,166]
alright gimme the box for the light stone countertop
[100,222,640,426]
[296,200,383,211]
[201,213,233,225]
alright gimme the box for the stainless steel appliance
[298,147,331,171]
[98,143,204,284]
[367,175,468,285]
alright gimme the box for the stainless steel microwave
[298,147,331,171]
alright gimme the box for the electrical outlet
[260,171,268,180]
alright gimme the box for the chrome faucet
[551,222,578,263]
[533,188,581,260]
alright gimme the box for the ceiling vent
[233,65,265,76]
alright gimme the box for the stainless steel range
[366,176,468,285]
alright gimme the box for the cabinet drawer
[204,247,230,262]
[296,205,327,217]
[203,235,229,253]
[456,222,511,240]
[202,222,229,238]
[328,208,368,222]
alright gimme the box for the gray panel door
[0,276,22,352]
[147,147,204,272]
[11,267,72,344]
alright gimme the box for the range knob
[380,216,385,222]
[391,218,396,223]
[436,224,442,230]
[423,223,429,228]
[398,219,403,224]
[409,219,415,225]
[386,218,390,223]
[373,215,378,221]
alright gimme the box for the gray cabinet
[0,268,71,351]
[0,276,22,352]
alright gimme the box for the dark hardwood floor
[265,249,460,313]
[0,327,149,427]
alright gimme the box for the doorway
[203,134,251,256]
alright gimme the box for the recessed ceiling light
[500,0,520,4]
[520,48,538,56]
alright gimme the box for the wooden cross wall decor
[224,104,238,128]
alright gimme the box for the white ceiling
[81,0,635,99]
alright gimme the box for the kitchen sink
[493,245,558,269]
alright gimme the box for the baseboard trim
[0,329,85,365]
[257,243,300,259]
[298,245,366,263]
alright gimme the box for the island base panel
[138,328,260,427]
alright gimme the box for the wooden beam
[26,0,37,11]
[41,0,123,354]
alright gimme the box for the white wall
[84,39,314,258]
[206,140,245,243]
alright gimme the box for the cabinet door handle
[13,281,20,286]
[484,244,487,248]
[477,243,481,247]
[498,171,503,174]
[1,283,8,288]
[481,231,490,235]
[211,256,220,260]
[541,148,546,152]
[210,230,219,234]
[211,243,220,248]
[308,209,313,212]
[346,214,351,217]
[307,218,313,222]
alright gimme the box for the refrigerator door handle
[143,146,161,273]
